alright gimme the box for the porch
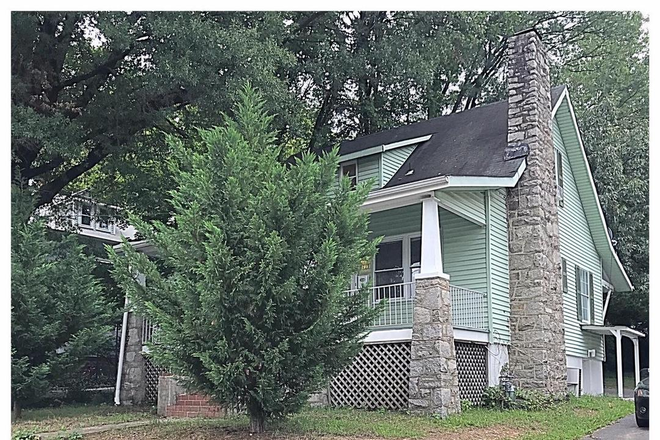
[348,282,488,332]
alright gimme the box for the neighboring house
[44,194,137,246]
[112,29,643,415]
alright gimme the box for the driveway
[582,414,648,440]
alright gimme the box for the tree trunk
[249,412,265,434]
[12,400,21,421]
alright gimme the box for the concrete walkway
[582,414,648,440]
[39,420,155,439]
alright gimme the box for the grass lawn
[11,404,157,435]
[74,396,633,440]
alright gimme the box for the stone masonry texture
[505,29,568,394]
[119,312,146,404]
[409,276,461,417]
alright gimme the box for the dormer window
[341,161,358,188]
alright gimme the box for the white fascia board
[561,92,633,292]
[454,328,489,343]
[551,86,569,118]
[446,161,527,189]
[340,145,382,162]
[363,328,412,344]
[339,134,432,162]
[382,134,432,152]
[362,175,450,213]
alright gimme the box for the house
[43,194,137,247]
[112,29,642,415]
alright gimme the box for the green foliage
[54,431,83,440]
[12,13,648,340]
[11,185,113,411]
[109,85,380,431]
[11,429,39,440]
[482,386,566,411]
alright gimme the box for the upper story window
[80,202,93,226]
[556,149,564,207]
[340,161,358,188]
[575,266,594,324]
[77,201,115,234]
[561,258,568,293]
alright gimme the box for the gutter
[362,160,527,213]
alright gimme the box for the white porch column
[633,337,641,386]
[416,196,448,280]
[614,329,623,398]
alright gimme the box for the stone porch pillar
[119,311,146,404]
[408,196,461,417]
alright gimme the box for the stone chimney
[505,29,567,394]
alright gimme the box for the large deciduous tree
[11,185,112,420]
[109,86,380,433]
[11,11,302,223]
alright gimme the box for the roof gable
[552,89,633,292]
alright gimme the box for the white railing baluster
[345,282,487,331]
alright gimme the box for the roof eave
[555,89,633,292]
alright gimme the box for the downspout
[114,295,129,405]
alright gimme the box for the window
[97,206,115,233]
[341,161,358,188]
[556,150,564,206]
[80,202,93,226]
[561,258,568,293]
[575,266,594,323]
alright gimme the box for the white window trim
[577,267,591,324]
[340,160,358,186]
[374,232,421,285]
[555,148,564,206]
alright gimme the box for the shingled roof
[339,86,566,188]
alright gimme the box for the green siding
[553,119,605,361]
[369,204,421,238]
[358,154,380,189]
[381,145,416,186]
[440,208,488,294]
[487,189,511,344]
[436,190,487,225]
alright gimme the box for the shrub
[482,386,566,411]
[12,430,39,440]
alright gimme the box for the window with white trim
[576,266,593,323]
[340,161,358,188]
[80,202,93,227]
[555,149,564,207]
[561,258,568,293]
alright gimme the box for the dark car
[634,368,649,427]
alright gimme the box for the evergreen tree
[11,185,112,419]
[109,85,380,433]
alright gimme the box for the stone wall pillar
[409,276,461,417]
[119,312,146,404]
[505,29,567,394]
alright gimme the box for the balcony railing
[347,281,488,331]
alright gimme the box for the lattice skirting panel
[455,341,488,405]
[144,358,168,405]
[329,342,411,410]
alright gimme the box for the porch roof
[582,325,645,339]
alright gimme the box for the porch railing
[450,285,488,331]
[347,281,488,331]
